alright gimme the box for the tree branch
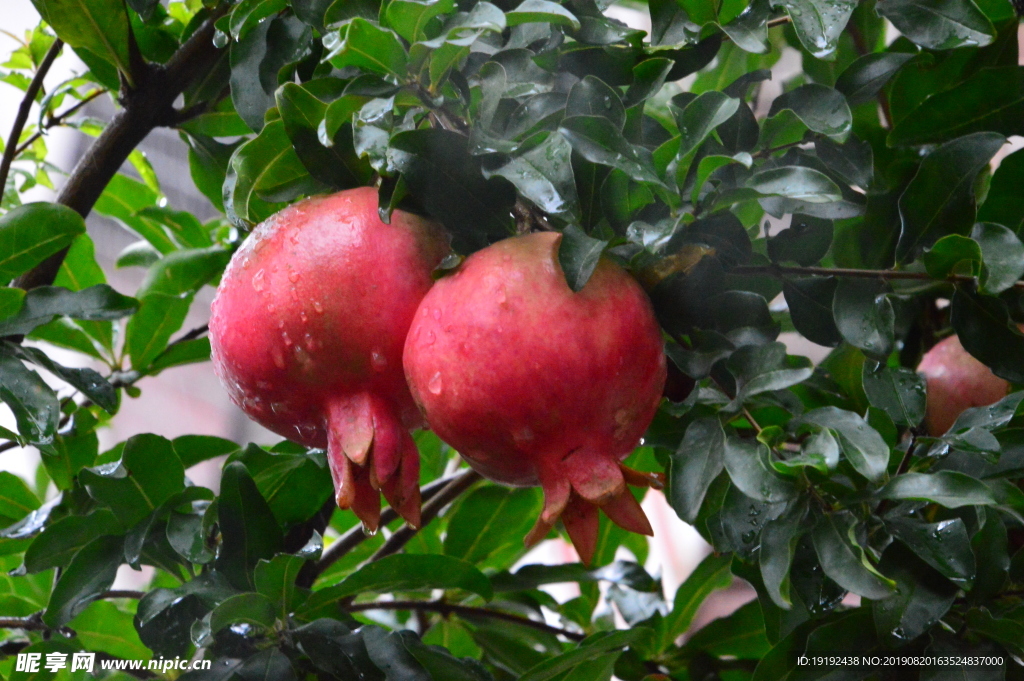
[0,38,63,195]
[730,264,1023,287]
[13,88,107,157]
[13,6,228,292]
[345,599,586,642]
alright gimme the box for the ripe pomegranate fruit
[403,232,667,564]
[917,334,1009,435]
[209,187,449,531]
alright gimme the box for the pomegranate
[917,334,1009,435]
[403,232,667,564]
[209,187,449,531]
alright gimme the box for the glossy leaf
[796,406,890,482]
[327,18,408,77]
[31,0,132,81]
[973,222,1024,294]
[862,363,926,427]
[769,0,858,59]
[0,354,59,444]
[886,515,975,586]
[879,471,996,507]
[723,437,798,503]
[811,511,895,599]
[0,202,85,283]
[42,534,124,627]
[768,84,852,138]
[0,284,136,337]
[832,278,895,360]
[216,462,284,590]
[876,0,995,51]
[558,224,608,292]
[835,52,916,106]
[558,115,665,186]
[667,417,726,524]
[951,287,1024,383]
[506,0,580,30]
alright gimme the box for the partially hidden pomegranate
[403,232,667,564]
[917,334,1009,435]
[209,187,449,531]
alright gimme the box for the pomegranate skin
[918,334,1010,436]
[209,187,448,530]
[403,232,666,563]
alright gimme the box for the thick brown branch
[0,38,63,195]
[345,600,586,642]
[13,7,228,292]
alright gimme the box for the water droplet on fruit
[256,381,273,390]
[423,330,436,346]
[432,308,441,320]
[428,372,443,394]
[313,300,324,314]
[289,270,300,283]
[513,427,535,443]
[502,254,512,262]
[304,333,317,351]
[282,332,293,347]
[497,288,507,304]
[371,349,387,370]
[252,269,266,292]
[300,312,308,323]
[271,347,286,369]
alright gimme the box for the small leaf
[216,461,284,590]
[657,553,732,649]
[972,222,1024,294]
[444,485,542,566]
[768,84,852,138]
[768,214,833,266]
[0,202,86,283]
[667,417,726,524]
[922,234,982,280]
[0,471,40,525]
[558,115,665,186]
[783,277,842,347]
[835,52,915,106]
[862,362,926,427]
[885,515,975,586]
[0,354,59,445]
[482,132,580,218]
[506,0,580,30]
[42,534,124,627]
[674,91,740,159]
[327,18,408,78]
[209,592,277,633]
[557,225,607,292]
[760,503,807,609]
[878,471,997,507]
[0,284,137,337]
[723,437,798,503]
[31,0,133,83]
[230,0,287,40]
[125,293,192,372]
[832,278,895,361]
[518,630,650,681]
[795,406,890,482]
[769,0,857,59]
[746,166,843,203]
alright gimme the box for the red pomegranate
[209,187,449,531]
[918,334,1009,435]
[403,232,667,563]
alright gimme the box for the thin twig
[346,600,586,642]
[731,264,1019,287]
[368,469,481,562]
[100,589,145,600]
[13,88,107,157]
[0,38,63,194]
[311,472,475,580]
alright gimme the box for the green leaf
[24,509,120,573]
[0,284,136,337]
[557,225,607,292]
[745,166,843,203]
[767,84,852,138]
[889,67,1024,146]
[124,293,192,372]
[782,277,842,347]
[0,287,24,321]
[183,133,239,213]
[862,362,926,427]
[0,354,58,445]
[443,485,542,566]
[878,471,997,507]
[216,461,284,590]
[768,214,833,266]
[769,0,857,59]
[506,0,580,30]
[80,434,186,529]
[760,502,807,609]
[42,534,124,627]
[835,52,915,106]
[667,417,726,524]
[965,608,1024,658]
[681,599,771,658]
[877,541,959,647]
[137,247,230,298]
[886,515,975,585]
[795,406,890,482]
[657,553,732,649]
[70,600,152,661]
[230,0,288,40]
[31,0,133,83]
[950,287,1024,383]
[386,0,456,43]
[327,18,408,77]
[978,147,1024,231]
[482,132,580,218]
[567,75,625,131]
[4,343,116,413]
[832,278,895,360]
[301,554,493,611]
[228,445,333,527]
[721,0,772,53]
[811,511,896,599]
[0,202,85,283]
[674,91,740,159]
[0,471,40,525]
[723,437,798,503]
[148,337,211,374]
[558,115,665,186]
[389,128,515,252]
[255,553,308,614]
[173,434,240,469]
[518,630,649,681]
[209,592,278,633]
[876,0,995,51]
[973,222,1024,294]
[923,234,983,279]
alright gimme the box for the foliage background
[2,0,1024,679]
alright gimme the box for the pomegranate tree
[209,187,449,531]
[917,334,1010,435]
[403,232,667,563]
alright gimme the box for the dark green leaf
[681,599,771,658]
[566,75,625,130]
[389,128,515,252]
[667,417,726,524]
[558,115,665,186]
[483,133,580,218]
[674,91,740,159]
[951,287,1024,383]
[832,278,895,360]
[768,214,833,266]
[183,133,239,213]
[70,600,151,660]
[768,84,852,138]
[783,277,842,347]
[862,362,926,427]
[209,592,278,633]
[0,354,59,444]
[721,0,772,53]
[0,285,137,337]
[42,534,124,627]
[173,435,239,469]
[723,437,798,503]
[812,511,896,599]
[656,553,732,649]
[972,222,1024,294]
[230,0,287,40]
[124,293,192,372]
[519,630,649,681]
[506,0,580,30]
[15,342,118,422]
[216,461,284,590]
[0,203,85,283]
[835,52,915,106]
[760,502,807,609]
[557,224,608,292]
[876,0,995,51]
[873,542,958,646]
[770,0,858,59]
[0,470,40,526]
[795,406,890,481]
[327,18,407,77]
[886,515,975,586]
[879,471,996,507]
[237,648,298,681]
[965,608,1024,658]
[229,445,333,527]
[922,234,982,279]
[230,18,275,133]
[746,166,843,203]
[978,147,1024,231]
[815,135,873,189]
